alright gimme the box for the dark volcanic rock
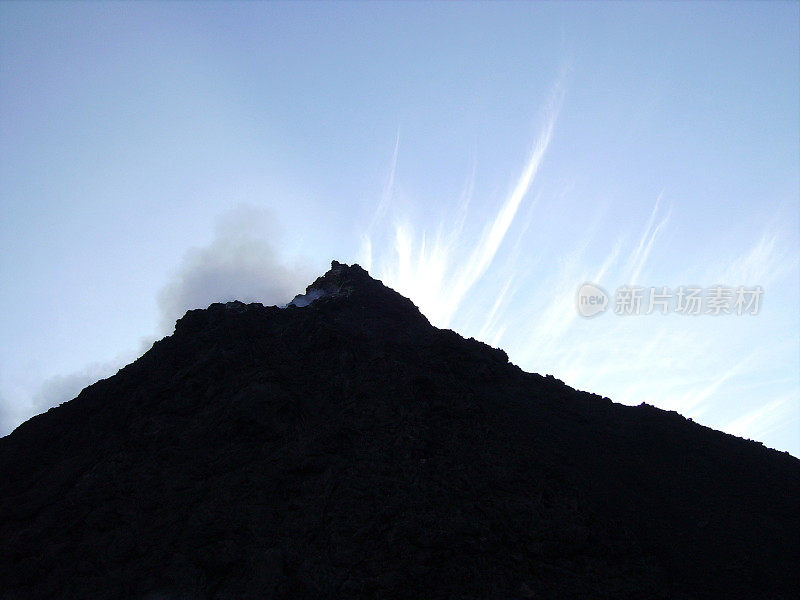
[1,261,798,599]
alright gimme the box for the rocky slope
[1,261,798,599]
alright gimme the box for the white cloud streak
[672,355,752,413]
[627,191,670,284]
[365,84,563,329]
[722,391,799,444]
[447,97,560,317]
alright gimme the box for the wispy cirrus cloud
[716,229,794,287]
[362,83,564,330]
[722,390,799,442]
[358,83,798,457]
[626,191,671,284]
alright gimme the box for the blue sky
[1,2,798,456]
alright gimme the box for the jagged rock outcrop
[1,261,798,599]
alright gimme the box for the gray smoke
[0,362,117,436]
[157,205,310,333]
[32,364,115,413]
[0,206,311,437]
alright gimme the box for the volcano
[1,261,798,599]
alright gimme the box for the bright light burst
[359,86,799,457]
[362,85,563,331]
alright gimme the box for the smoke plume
[157,205,310,333]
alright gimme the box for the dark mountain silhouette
[1,261,798,599]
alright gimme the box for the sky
[1,2,798,456]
